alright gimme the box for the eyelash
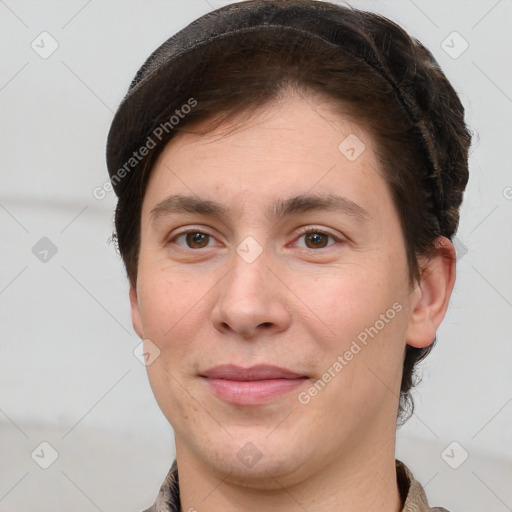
[168,226,343,251]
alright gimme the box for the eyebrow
[150,193,369,224]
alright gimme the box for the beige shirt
[142,459,449,512]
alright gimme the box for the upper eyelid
[294,225,341,238]
[169,225,339,238]
[168,226,217,241]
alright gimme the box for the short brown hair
[111,1,471,423]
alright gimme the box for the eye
[293,228,340,249]
[168,227,343,252]
[170,230,217,249]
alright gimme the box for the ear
[129,285,144,339]
[406,236,456,348]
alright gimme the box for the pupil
[307,233,326,248]
[188,232,207,247]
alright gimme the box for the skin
[130,91,456,512]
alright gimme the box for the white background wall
[0,1,511,511]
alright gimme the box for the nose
[211,247,292,340]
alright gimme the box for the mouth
[200,364,309,405]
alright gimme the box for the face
[130,92,424,487]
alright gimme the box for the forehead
[141,93,389,222]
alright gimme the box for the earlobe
[406,237,456,349]
[129,285,144,339]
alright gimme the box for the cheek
[299,260,410,402]
[136,258,222,382]
[146,362,207,438]
[137,259,201,339]
[297,264,402,343]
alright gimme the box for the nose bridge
[212,238,291,337]
[225,238,271,306]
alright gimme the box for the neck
[176,436,402,512]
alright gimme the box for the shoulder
[396,459,451,512]
[140,459,180,512]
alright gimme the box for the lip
[201,364,308,405]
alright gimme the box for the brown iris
[186,232,209,248]
[304,232,329,249]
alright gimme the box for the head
[107,0,470,485]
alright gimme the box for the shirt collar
[143,459,448,512]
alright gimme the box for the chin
[195,432,311,489]
[212,454,305,490]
